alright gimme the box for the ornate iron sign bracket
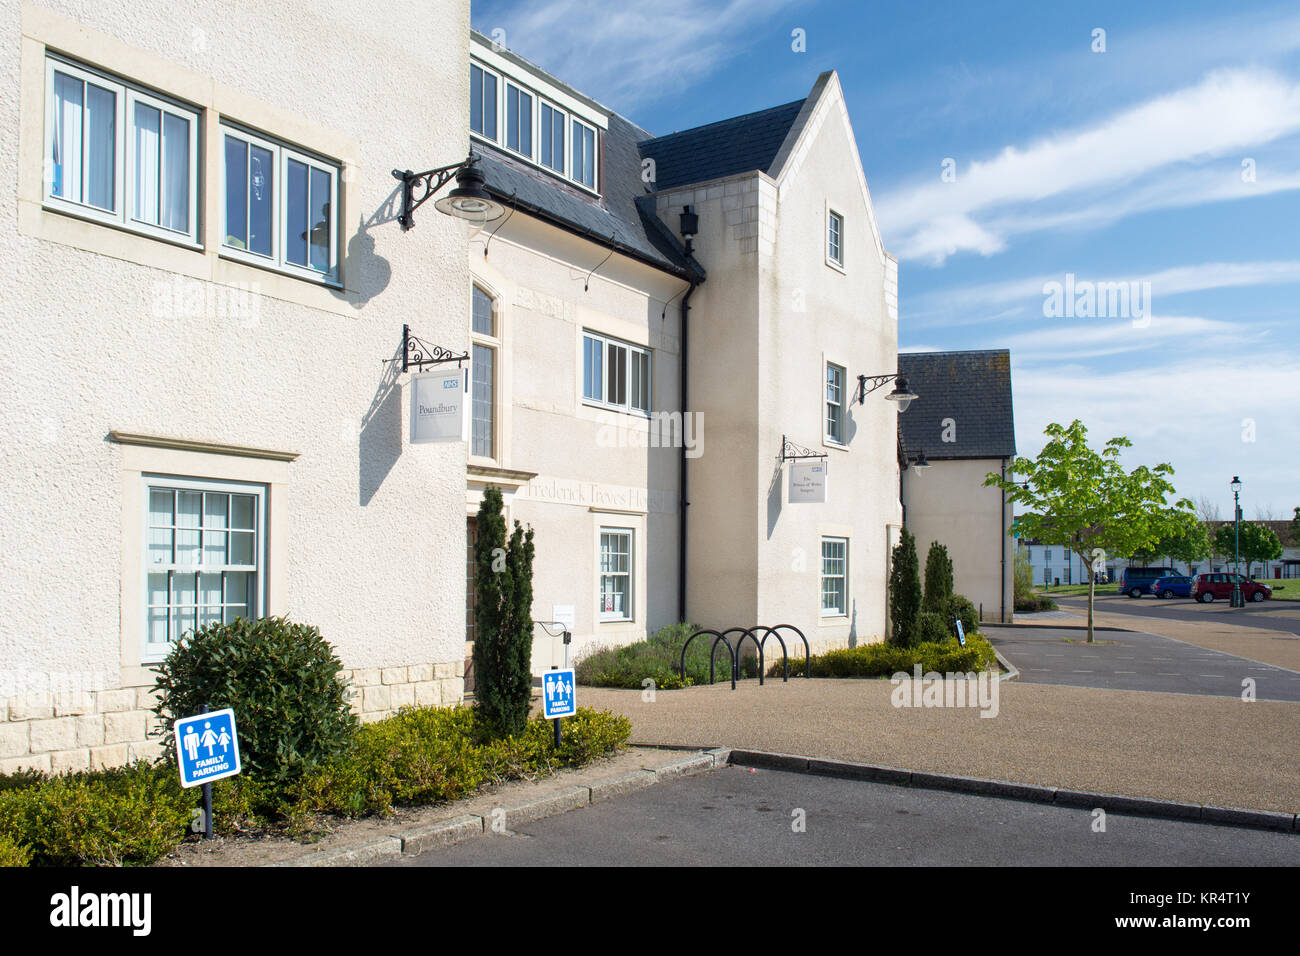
[385,324,469,374]
[780,435,828,462]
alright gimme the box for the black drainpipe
[1001,459,1008,622]
[677,278,698,625]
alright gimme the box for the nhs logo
[442,378,459,389]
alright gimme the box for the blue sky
[473,0,1300,517]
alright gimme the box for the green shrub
[0,761,193,866]
[922,541,955,613]
[575,622,761,689]
[152,616,358,785]
[0,768,47,794]
[288,705,630,823]
[1016,595,1059,612]
[768,633,997,679]
[473,486,537,737]
[915,610,950,645]
[0,834,30,867]
[889,528,923,646]
[946,594,979,636]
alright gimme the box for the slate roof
[636,100,806,191]
[472,90,806,280]
[476,112,700,279]
[897,350,1016,460]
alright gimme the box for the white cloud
[1010,355,1300,508]
[910,259,1300,328]
[877,69,1300,263]
[479,0,804,112]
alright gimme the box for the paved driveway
[986,625,1300,701]
[1055,595,1300,637]
[391,764,1299,867]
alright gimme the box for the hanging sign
[788,460,828,503]
[410,368,468,444]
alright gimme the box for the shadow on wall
[331,183,404,309]
[359,337,403,506]
[766,456,783,540]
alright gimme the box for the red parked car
[1191,573,1272,603]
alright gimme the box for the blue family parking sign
[175,708,242,788]
[543,668,577,719]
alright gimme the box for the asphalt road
[985,625,1300,701]
[1055,595,1300,637]
[390,765,1298,866]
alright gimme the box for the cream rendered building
[465,36,904,673]
[1,0,474,772]
[898,350,1017,623]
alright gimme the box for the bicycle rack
[678,623,812,689]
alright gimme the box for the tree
[888,528,922,647]
[472,485,536,736]
[1197,496,1224,567]
[985,420,1193,643]
[1289,507,1300,547]
[1153,512,1211,569]
[922,541,954,614]
[1211,521,1283,578]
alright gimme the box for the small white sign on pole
[788,459,828,504]
[410,368,468,444]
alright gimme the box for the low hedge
[1016,595,1059,612]
[766,633,997,679]
[575,622,762,689]
[0,761,193,867]
[0,834,31,867]
[0,704,631,863]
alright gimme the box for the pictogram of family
[182,719,232,762]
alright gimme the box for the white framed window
[825,362,846,444]
[470,62,498,140]
[821,537,848,616]
[470,285,496,460]
[143,476,266,661]
[827,209,844,267]
[540,101,565,174]
[599,528,634,621]
[583,331,650,414]
[44,54,200,246]
[221,123,339,284]
[505,82,533,158]
[571,116,596,188]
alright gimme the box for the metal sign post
[175,706,242,840]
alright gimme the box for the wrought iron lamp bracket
[391,155,474,231]
[855,373,901,406]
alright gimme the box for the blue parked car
[1120,566,1177,598]
[1151,575,1194,599]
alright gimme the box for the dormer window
[505,83,532,157]
[572,118,596,188]
[539,101,565,173]
[470,63,497,140]
[468,46,603,196]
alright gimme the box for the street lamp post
[1231,476,1243,608]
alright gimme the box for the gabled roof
[476,112,700,279]
[898,350,1016,460]
[636,100,806,190]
